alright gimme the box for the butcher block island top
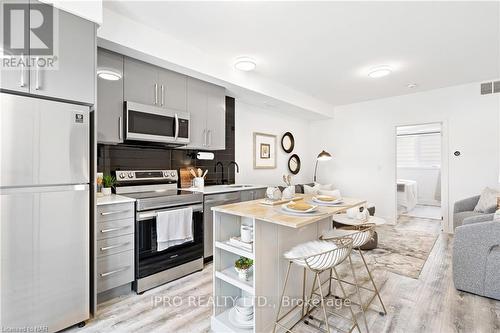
[211,194,366,228]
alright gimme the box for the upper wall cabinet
[186,78,226,150]
[124,57,187,111]
[97,48,124,144]
[0,1,96,104]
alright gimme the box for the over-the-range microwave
[124,101,190,146]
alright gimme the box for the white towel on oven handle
[156,207,193,252]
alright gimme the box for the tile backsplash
[97,97,236,186]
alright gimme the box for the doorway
[396,123,443,227]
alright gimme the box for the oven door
[135,203,203,279]
[125,101,190,145]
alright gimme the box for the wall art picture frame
[253,132,277,169]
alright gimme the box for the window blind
[397,133,441,168]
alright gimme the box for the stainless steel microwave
[124,101,190,145]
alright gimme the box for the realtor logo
[2,1,58,70]
[3,2,53,56]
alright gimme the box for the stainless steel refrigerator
[0,93,90,331]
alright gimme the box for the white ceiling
[103,1,500,110]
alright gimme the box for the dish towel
[156,207,193,252]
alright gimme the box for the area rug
[357,222,438,280]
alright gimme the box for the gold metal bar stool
[273,238,361,333]
[321,223,387,331]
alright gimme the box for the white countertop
[184,184,267,195]
[96,194,136,206]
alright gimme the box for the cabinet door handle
[207,130,212,147]
[118,116,123,140]
[100,266,130,277]
[154,83,158,104]
[100,209,130,216]
[161,85,165,106]
[202,129,207,147]
[100,226,130,233]
[100,242,130,252]
[35,57,40,90]
[19,53,25,87]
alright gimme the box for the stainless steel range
[115,170,204,293]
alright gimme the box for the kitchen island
[210,195,366,333]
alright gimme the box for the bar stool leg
[347,254,369,333]
[328,268,333,296]
[316,273,331,333]
[358,249,387,315]
[332,267,361,333]
[305,271,318,317]
[273,261,293,333]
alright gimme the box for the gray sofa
[453,195,495,230]
[453,195,500,300]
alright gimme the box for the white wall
[41,0,103,25]
[397,167,441,205]
[309,81,500,232]
[235,101,312,186]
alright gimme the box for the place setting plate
[278,202,326,216]
[311,195,345,206]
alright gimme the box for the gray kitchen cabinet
[0,1,95,103]
[97,48,124,144]
[186,78,209,149]
[186,77,226,150]
[0,0,29,93]
[96,202,135,296]
[206,84,226,150]
[158,68,187,111]
[30,3,96,104]
[124,57,158,106]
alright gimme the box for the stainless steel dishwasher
[203,192,241,259]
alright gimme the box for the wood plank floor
[63,217,500,333]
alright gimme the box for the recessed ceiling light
[97,68,122,81]
[407,83,417,88]
[368,65,392,78]
[234,57,256,71]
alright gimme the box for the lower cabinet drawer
[97,218,134,240]
[97,202,134,222]
[97,250,134,293]
[97,234,134,258]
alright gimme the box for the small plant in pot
[234,257,253,281]
[102,174,116,196]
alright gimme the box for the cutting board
[259,197,303,206]
[179,168,193,188]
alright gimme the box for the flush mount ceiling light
[368,65,393,78]
[97,68,122,81]
[234,57,256,71]
[407,83,418,88]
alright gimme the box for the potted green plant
[234,257,254,281]
[101,174,116,196]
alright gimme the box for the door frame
[394,121,450,232]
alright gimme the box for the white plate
[281,203,318,213]
[312,197,344,205]
[229,307,254,329]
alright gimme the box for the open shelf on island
[211,307,254,333]
[215,266,254,294]
[215,240,255,259]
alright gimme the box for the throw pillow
[304,184,320,194]
[474,187,499,213]
[314,183,334,190]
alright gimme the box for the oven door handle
[137,204,203,221]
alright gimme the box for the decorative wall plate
[288,154,301,174]
[281,132,295,153]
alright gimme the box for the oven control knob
[127,172,134,179]
[163,171,169,177]
[170,171,176,177]
[118,173,125,179]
